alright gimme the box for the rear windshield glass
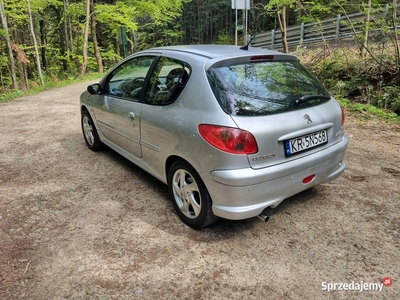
[207,61,330,116]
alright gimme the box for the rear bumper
[201,135,348,220]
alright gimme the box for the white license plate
[284,129,328,156]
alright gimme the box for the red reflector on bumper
[302,175,315,184]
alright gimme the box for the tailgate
[230,100,345,169]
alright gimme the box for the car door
[93,55,158,158]
[139,57,191,172]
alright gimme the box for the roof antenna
[240,34,257,51]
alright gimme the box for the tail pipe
[257,209,269,223]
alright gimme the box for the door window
[106,56,155,101]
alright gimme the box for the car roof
[145,44,294,60]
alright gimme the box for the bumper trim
[210,135,348,187]
[207,154,346,220]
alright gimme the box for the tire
[81,110,103,151]
[168,161,218,229]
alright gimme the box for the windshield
[207,61,330,116]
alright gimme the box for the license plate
[284,129,328,156]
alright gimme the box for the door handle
[128,112,135,121]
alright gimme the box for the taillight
[198,124,258,154]
[340,106,345,126]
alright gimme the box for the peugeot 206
[80,45,349,228]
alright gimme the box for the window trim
[99,53,161,102]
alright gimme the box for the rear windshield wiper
[295,95,331,105]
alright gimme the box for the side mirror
[87,83,101,95]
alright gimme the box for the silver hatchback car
[80,45,348,228]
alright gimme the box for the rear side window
[207,61,330,116]
[145,57,190,105]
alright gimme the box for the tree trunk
[63,0,70,52]
[57,2,68,71]
[278,5,289,53]
[0,0,18,89]
[392,0,400,69]
[68,0,74,53]
[10,45,28,90]
[26,0,44,86]
[39,18,47,70]
[132,31,138,53]
[362,0,371,59]
[80,0,90,77]
[90,0,103,73]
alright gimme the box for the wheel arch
[81,104,90,114]
[80,105,99,132]
[165,155,190,181]
[165,155,210,185]
[165,155,218,228]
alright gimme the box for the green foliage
[0,73,102,103]
[134,0,186,50]
[186,0,268,38]
[299,0,380,19]
[215,30,234,45]
[265,0,296,10]
[264,0,296,24]
[2,0,28,26]
[0,89,24,102]
[137,20,183,50]
[29,0,61,12]
[132,0,183,25]
[297,1,331,22]
[100,46,122,68]
[0,54,7,68]
[95,2,138,34]
[303,44,400,122]
[337,97,399,123]
[375,85,400,113]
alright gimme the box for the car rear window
[207,61,330,116]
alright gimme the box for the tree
[265,0,296,53]
[26,0,44,86]
[391,0,400,69]
[0,0,18,89]
[90,0,103,73]
[94,1,138,56]
[131,0,184,49]
[80,0,90,76]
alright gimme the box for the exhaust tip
[257,213,269,223]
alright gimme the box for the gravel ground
[0,81,399,299]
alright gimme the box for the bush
[303,46,400,116]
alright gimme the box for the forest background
[0,0,399,120]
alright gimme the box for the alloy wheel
[172,169,201,219]
[82,115,95,146]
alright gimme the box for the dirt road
[1,81,399,299]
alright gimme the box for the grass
[0,72,103,103]
[337,97,400,125]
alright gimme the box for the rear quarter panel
[139,58,252,183]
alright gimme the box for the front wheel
[168,161,218,229]
[81,110,103,151]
